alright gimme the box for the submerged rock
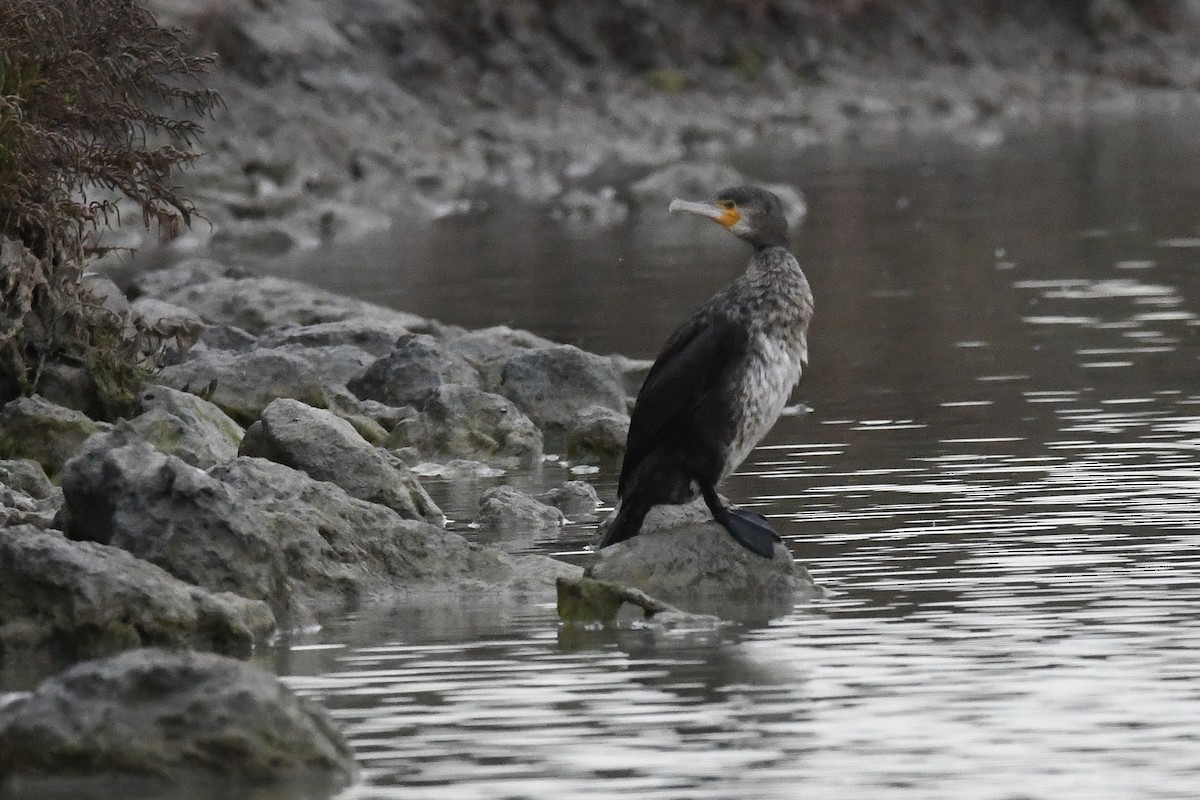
[588,510,816,620]
[0,396,111,480]
[388,384,543,468]
[241,398,442,523]
[127,384,244,468]
[499,344,627,429]
[0,648,355,789]
[0,526,274,658]
[473,486,565,539]
[538,480,600,517]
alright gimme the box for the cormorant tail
[699,483,780,559]
[597,496,651,550]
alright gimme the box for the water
[22,107,1200,797]
[251,107,1200,799]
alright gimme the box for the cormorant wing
[618,307,748,496]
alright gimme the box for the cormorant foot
[722,506,782,559]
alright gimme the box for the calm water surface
[107,109,1200,798]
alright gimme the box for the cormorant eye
[717,199,736,210]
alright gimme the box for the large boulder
[157,347,329,424]
[240,398,441,523]
[387,384,543,468]
[499,345,627,429]
[0,526,274,658]
[588,503,817,621]
[58,428,578,621]
[126,384,244,468]
[348,334,482,407]
[0,648,355,789]
[0,396,111,479]
[538,480,600,518]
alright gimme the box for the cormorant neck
[750,235,789,252]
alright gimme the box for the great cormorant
[598,185,813,559]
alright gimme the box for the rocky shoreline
[91,0,1200,263]
[0,256,812,791]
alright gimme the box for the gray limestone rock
[58,427,575,621]
[565,404,630,463]
[240,398,441,523]
[0,648,354,788]
[0,525,275,658]
[0,396,111,480]
[499,344,627,429]
[473,486,565,537]
[127,385,245,468]
[349,334,482,407]
[589,506,817,621]
[538,480,600,518]
[157,347,329,425]
[388,384,543,468]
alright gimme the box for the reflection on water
[262,109,1200,799]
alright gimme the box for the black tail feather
[597,496,650,550]
[699,483,781,559]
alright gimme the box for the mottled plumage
[600,186,813,559]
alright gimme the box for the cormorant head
[668,186,789,250]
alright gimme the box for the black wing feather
[618,307,748,496]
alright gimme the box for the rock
[257,317,420,357]
[240,398,442,523]
[630,162,807,227]
[158,347,329,424]
[0,648,354,788]
[0,396,111,479]
[538,480,600,517]
[127,384,244,468]
[410,459,506,479]
[444,325,559,390]
[388,384,543,468]
[473,486,565,540]
[130,296,205,329]
[0,460,62,529]
[128,258,245,299]
[349,334,482,407]
[587,515,816,621]
[0,458,56,501]
[565,404,629,462]
[137,261,427,335]
[193,323,260,353]
[275,342,377,386]
[59,428,576,620]
[0,526,275,658]
[499,344,627,429]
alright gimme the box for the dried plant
[0,0,219,415]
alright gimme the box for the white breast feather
[724,333,803,479]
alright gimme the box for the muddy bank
[120,0,1200,261]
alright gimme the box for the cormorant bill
[598,185,813,559]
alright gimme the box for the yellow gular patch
[719,207,741,228]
